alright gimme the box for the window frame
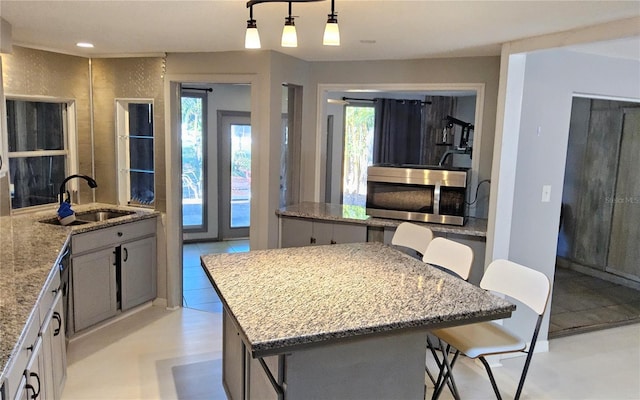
[115,98,155,207]
[5,95,78,212]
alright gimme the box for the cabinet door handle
[123,247,128,262]
[29,372,41,399]
[117,231,123,237]
[53,312,62,336]
[330,240,337,244]
[310,237,316,244]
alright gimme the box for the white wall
[499,49,640,341]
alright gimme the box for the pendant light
[322,0,340,46]
[281,2,297,47]
[245,5,261,49]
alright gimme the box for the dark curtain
[372,99,424,165]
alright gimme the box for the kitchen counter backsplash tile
[0,203,159,379]
[276,202,487,237]
[202,242,514,357]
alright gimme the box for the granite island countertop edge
[201,243,514,359]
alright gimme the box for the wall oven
[366,165,470,226]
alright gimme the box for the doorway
[552,96,640,337]
[171,80,253,311]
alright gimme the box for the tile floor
[182,240,249,313]
[550,265,640,338]
[62,306,640,399]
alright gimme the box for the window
[6,98,76,209]
[116,100,154,206]
[342,104,375,207]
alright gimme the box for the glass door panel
[219,112,251,239]
[181,94,206,231]
[230,124,251,229]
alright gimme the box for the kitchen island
[201,242,514,400]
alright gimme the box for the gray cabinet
[72,248,118,332]
[222,310,244,400]
[121,236,157,311]
[280,217,366,248]
[22,336,44,400]
[41,293,66,400]
[70,218,157,334]
[2,268,66,400]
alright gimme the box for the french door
[219,111,251,239]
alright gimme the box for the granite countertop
[276,202,488,237]
[0,203,159,380]
[201,242,514,358]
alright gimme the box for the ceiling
[0,1,639,61]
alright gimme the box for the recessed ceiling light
[76,42,94,48]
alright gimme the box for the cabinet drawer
[71,218,156,255]
[4,312,39,400]
[38,268,61,323]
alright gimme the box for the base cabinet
[72,248,118,332]
[40,293,67,400]
[70,218,157,334]
[222,311,244,400]
[121,236,157,311]
[3,269,66,400]
[280,218,367,248]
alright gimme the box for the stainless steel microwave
[366,165,470,226]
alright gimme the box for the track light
[323,0,340,46]
[245,0,340,49]
[245,6,261,49]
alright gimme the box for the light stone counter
[276,201,488,237]
[0,203,159,382]
[201,242,513,358]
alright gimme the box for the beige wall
[91,57,166,211]
[0,47,167,212]
[2,48,500,247]
[1,47,93,202]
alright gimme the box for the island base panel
[224,311,428,399]
[281,331,427,400]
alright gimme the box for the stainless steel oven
[366,165,470,226]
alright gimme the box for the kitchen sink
[39,217,90,226]
[39,209,136,226]
[75,210,135,222]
